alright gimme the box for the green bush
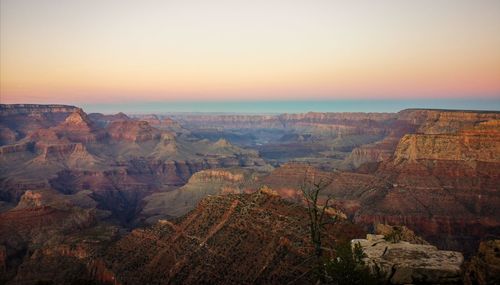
[320,241,384,285]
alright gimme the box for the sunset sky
[1,0,500,108]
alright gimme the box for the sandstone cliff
[140,168,260,222]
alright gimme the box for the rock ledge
[352,234,464,284]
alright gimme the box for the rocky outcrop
[132,114,188,134]
[352,234,464,284]
[61,109,93,127]
[398,109,500,134]
[193,169,245,183]
[30,142,101,169]
[88,112,130,126]
[17,190,44,208]
[365,117,500,253]
[106,120,161,142]
[345,119,418,170]
[52,110,105,143]
[393,131,499,163]
[0,198,98,282]
[346,146,391,169]
[464,240,500,285]
[140,169,257,222]
[341,109,500,169]
[5,224,120,285]
[0,104,79,116]
[0,104,80,141]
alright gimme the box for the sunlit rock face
[366,115,500,253]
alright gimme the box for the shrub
[321,241,383,285]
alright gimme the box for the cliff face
[398,109,500,134]
[140,168,259,222]
[358,114,500,253]
[0,104,80,143]
[132,114,186,133]
[393,120,499,163]
[345,109,500,170]
[0,104,79,116]
[0,189,100,283]
[174,112,395,128]
[173,112,397,140]
[0,188,119,284]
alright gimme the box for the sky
[1,0,500,110]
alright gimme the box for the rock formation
[1,104,499,284]
[105,192,364,285]
[140,168,260,223]
[352,234,464,284]
[464,239,500,285]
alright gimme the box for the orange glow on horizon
[1,0,499,104]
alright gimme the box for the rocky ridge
[104,191,363,285]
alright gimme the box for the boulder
[352,234,464,284]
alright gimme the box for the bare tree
[300,169,336,260]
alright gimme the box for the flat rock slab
[352,234,464,284]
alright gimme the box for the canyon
[0,104,499,284]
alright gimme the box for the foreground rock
[464,239,500,285]
[352,234,464,284]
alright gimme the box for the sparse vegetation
[384,226,403,243]
[300,169,336,260]
[299,170,382,284]
[322,241,383,285]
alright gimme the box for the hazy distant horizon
[73,98,500,114]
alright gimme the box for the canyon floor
[0,104,499,284]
